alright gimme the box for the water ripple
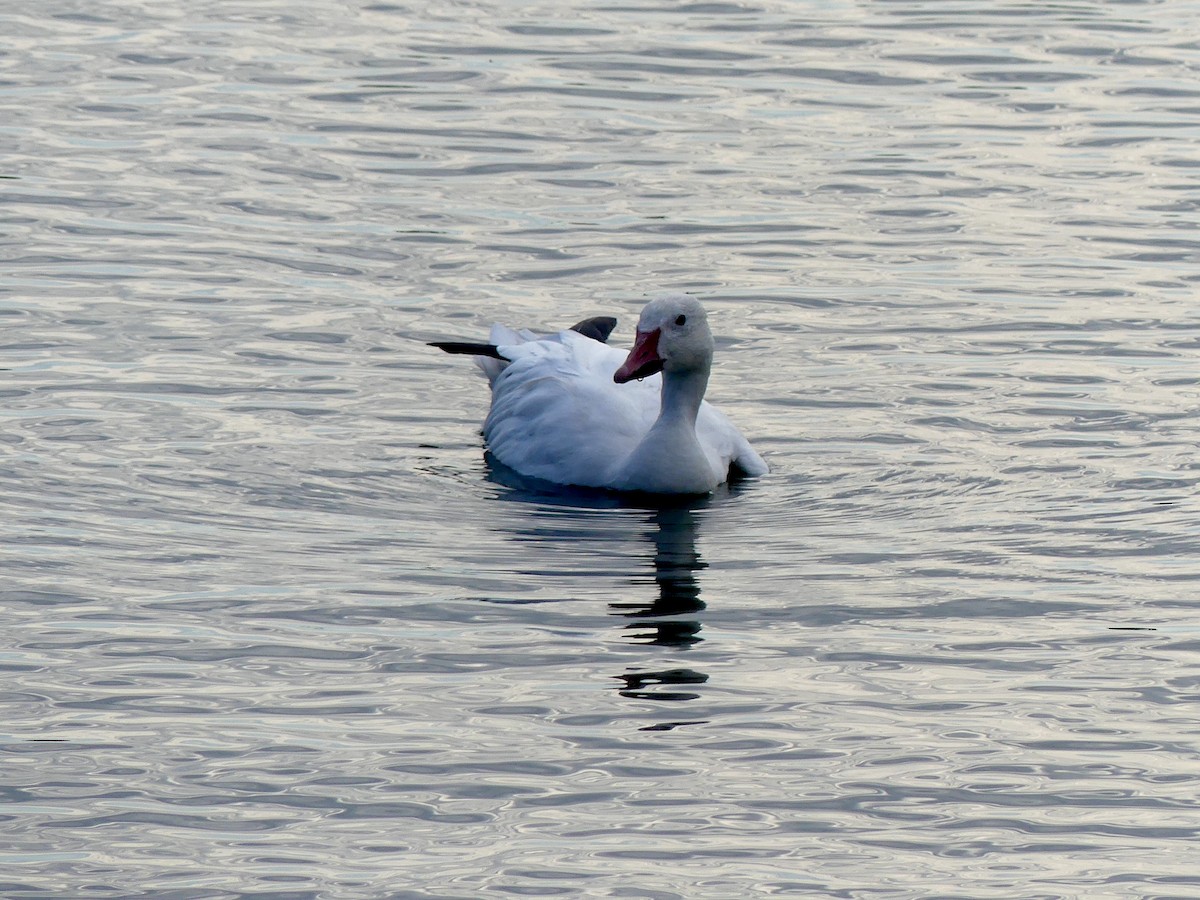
[4,0,1200,896]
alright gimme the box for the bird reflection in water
[611,504,707,644]
[610,503,711,702]
[485,455,741,706]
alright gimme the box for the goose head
[614,295,714,384]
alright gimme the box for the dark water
[4,1,1200,897]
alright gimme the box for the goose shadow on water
[484,453,756,705]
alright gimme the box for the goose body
[432,295,768,495]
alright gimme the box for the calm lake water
[4,0,1200,897]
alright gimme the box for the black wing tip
[431,313,616,357]
[428,341,505,360]
[571,316,618,343]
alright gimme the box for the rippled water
[4,0,1200,896]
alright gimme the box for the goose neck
[658,366,709,427]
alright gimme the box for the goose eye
[675,314,687,326]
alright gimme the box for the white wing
[484,330,660,488]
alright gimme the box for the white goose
[430,294,768,495]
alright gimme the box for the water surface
[3,0,1200,897]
